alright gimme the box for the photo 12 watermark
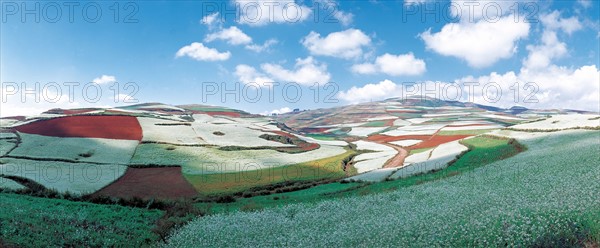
[1,1,139,23]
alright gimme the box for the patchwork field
[1,99,598,247]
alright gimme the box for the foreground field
[165,130,600,247]
[0,193,163,247]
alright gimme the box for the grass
[184,148,357,195]
[0,192,163,247]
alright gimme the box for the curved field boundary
[14,115,142,140]
[93,167,198,200]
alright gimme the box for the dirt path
[376,141,409,168]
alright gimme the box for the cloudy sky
[1,0,599,116]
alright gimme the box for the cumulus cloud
[245,39,278,52]
[205,26,253,45]
[261,107,292,115]
[421,15,529,68]
[92,75,116,85]
[449,0,517,23]
[175,42,231,61]
[523,12,582,70]
[337,79,401,103]
[261,57,331,85]
[234,0,312,26]
[539,11,582,35]
[235,64,274,85]
[302,29,371,59]
[201,12,222,30]
[352,53,426,76]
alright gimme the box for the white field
[382,124,446,136]
[393,119,411,126]
[347,127,388,137]
[0,158,127,194]
[422,112,470,117]
[480,114,523,120]
[508,114,600,130]
[367,116,397,121]
[347,167,397,182]
[406,118,432,124]
[0,139,17,156]
[353,140,393,152]
[352,141,397,173]
[441,125,503,131]
[192,122,294,147]
[389,139,422,147]
[0,119,19,127]
[390,140,467,179]
[296,134,348,147]
[0,132,17,139]
[338,122,368,128]
[138,117,206,145]
[353,155,395,174]
[10,133,139,164]
[131,143,347,174]
[136,104,185,112]
[0,178,26,190]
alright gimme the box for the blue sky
[1,0,599,116]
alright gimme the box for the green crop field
[0,193,163,247]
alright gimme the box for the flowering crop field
[164,130,600,247]
[0,193,163,247]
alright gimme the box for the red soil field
[93,167,198,200]
[15,115,142,140]
[367,134,430,143]
[409,135,471,149]
[368,134,471,149]
[205,111,242,118]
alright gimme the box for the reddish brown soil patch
[205,111,241,117]
[15,115,142,140]
[368,134,471,150]
[367,134,430,143]
[409,135,471,149]
[93,167,198,200]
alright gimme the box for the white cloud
[539,11,582,35]
[235,64,274,85]
[352,53,426,76]
[523,12,582,71]
[175,42,231,61]
[449,0,517,23]
[522,31,567,70]
[234,0,312,26]
[338,79,400,103]
[421,15,529,68]
[201,12,221,30]
[92,75,116,85]
[261,107,292,115]
[333,10,353,26]
[577,0,592,8]
[261,57,332,85]
[404,0,426,6]
[245,39,278,52]
[205,26,252,45]
[302,29,371,59]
